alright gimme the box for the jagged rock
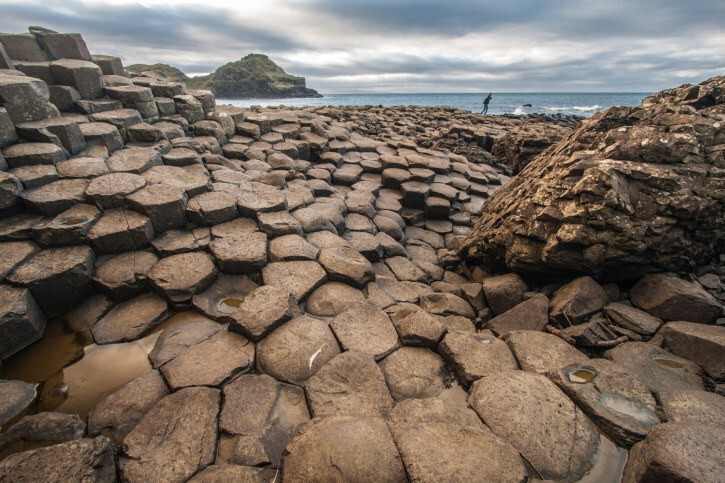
[486,293,549,336]
[261,260,327,301]
[469,370,600,481]
[605,342,704,395]
[160,330,254,389]
[393,309,445,348]
[462,77,725,279]
[127,183,188,232]
[91,293,168,344]
[305,282,365,317]
[630,273,722,324]
[148,317,222,368]
[0,436,116,482]
[256,313,342,387]
[481,273,527,315]
[387,398,527,482]
[148,251,217,304]
[503,330,588,374]
[603,302,662,335]
[439,331,518,387]
[228,285,300,341]
[87,207,154,253]
[0,379,38,426]
[660,321,725,380]
[119,387,219,482]
[0,74,60,123]
[329,302,399,360]
[283,416,405,482]
[7,245,94,316]
[209,232,268,274]
[20,178,88,216]
[623,423,725,483]
[549,275,609,324]
[88,370,169,444]
[31,203,100,247]
[380,347,446,401]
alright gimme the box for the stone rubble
[0,26,722,482]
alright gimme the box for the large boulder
[630,273,722,324]
[461,76,725,279]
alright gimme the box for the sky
[0,0,723,94]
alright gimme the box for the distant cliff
[188,54,321,99]
[126,63,189,81]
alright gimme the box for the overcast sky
[1,0,723,93]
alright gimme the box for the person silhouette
[480,93,492,114]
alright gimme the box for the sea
[216,92,651,118]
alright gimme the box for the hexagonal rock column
[0,285,46,359]
[49,60,104,99]
[0,75,60,124]
[87,208,155,254]
[6,245,95,317]
[148,251,218,305]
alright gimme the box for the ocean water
[217,92,650,117]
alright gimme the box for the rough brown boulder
[462,76,725,280]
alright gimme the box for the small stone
[126,184,188,232]
[393,309,445,348]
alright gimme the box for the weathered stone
[148,251,218,304]
[191,273,258,322]
[268,234,318,262]
[603,302,662,336]
[305,282,364,317]
[3,142,65,168]
[256,315,340,385]
[504,330,589,374]
[88,370,169,444]
[257,210,302,236]
[605,342,704,395]
[549,275,609,324]
[469,370,600,481]
[630,273,722,324]
[16,117,86,154]
[160,330,254,389]
[481,273,528,315]
[658,390,725,425]
[151,227,211,256]
[127,183,188,232]
[56,156,110,179]
[439,331,518,387]
[622,422,725,483]
[0,411,85,451]
[87,207,154,254]
[190,465,276,482]
[317,246,374,288]
[49,59,103,98]
[0,379,38,426]
[0,436,116,482]
[419,292,475,318]
[229,285,300,341]
[208,232,267,274]
[0,74,60,123]
[330,302,400,359]
[283,416,406,482]
[548,359,660,447]
[119,387,219,482]
[91,292,168,344]
[92,250,157,300]
[385,256,428,283]
[261,260,327,301]
[20,178,88,216]
[343,230,383,262]
[305,351,393,417]
[85,172,146,208]
[387,398,528,483]
[106,146,161,174]
[661,321,725,380]
[7,245,94,317]
[393,309,445,348]
[186,191,239,226]
[487,293,549,336]
[380,347,446,401]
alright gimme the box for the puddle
[260,384,311,466]
[568,368,597,384]
[217,297,244,314]
[577,433,628,483]
[598,393,660,426]
[438,379,469,406]
[654,357,684,369]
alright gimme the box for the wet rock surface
[0,32,723,481]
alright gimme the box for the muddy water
[578,433,628,483]
[0,310,209,421]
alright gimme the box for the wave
[513,107,526,115]
[543,105,601,112]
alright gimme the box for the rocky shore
[0,27,723,482]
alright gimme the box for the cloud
[0,0,722,93]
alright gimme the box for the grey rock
[603,302,662,336]
[330,302,399,359]
[661,321,725,380]
[85,172,146,208]
[380,347,446,401]
[186,191,239,226]
[481,273,528,315]
[210,232,268,274]
[393,309,445,348]
[50,59,103,99]
[0,379,37,426]
[148,251,218,304]
[229,285,301,341]
[87,207,154,254]
[305,282,366,317]
[91,293,169,344]
[31,203,100,247]
[630,273,722,324]
[439,331,518,387]
[20,179,88,216]
[192,273,259,322]
[487,293,549,336]
[658,390,725,426]
[127,183,188,232]
[261,260,327,301]
[149,317,222,368]
[504,330,589,374]
[269,234,319,262]
[92,250,158,300]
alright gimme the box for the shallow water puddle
[217,297,244,314]
[568,368,597,384]
[577,433,628,483]
[438,379,469,405]
[653,357,684,369]
[598,393,660,426]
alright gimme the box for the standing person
[481,92,492,114]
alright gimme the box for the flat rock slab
[31,203,100,247]
[229,285,300,341]
[148,251,218,304]
[305,351,393,417]
[439,331,518,387]
[658,390,725,426]
[149,317,222,368]
[257,210,302,237]
[87,207,154,254]
[87,370,169,444]
[0,379,38,426]
[469,370,600,481]
[548,359,660,447]
[160,330,254,389]
[623,422,725,483]
[282,416,406,483]
[380,347,446,401]
[91,293,169,344]
[504,330,589,374]
[261,261,327,301]
[603,302,662,336]
[209,232,268,274]
[127,183,188,232]
[387,398,528,483]
[604,341,704,395]
[630,273,722,324]
[120,386,220,482]
[269,234,319,262]
[186,191,239,226]
[151,227,211,256]
[20,178,88,216]
[419,292,475,318]
[330,302,399,360]
[257,315,340,385]
[318,246,374,288]
[487,293,549,336]
[7,245,94,317]
[660,321,725,380]
[85,172,146,208]
[305,282,366,317]
[192,273,259,322]
[385,256,428,283]
[92,250,158,301]
[106,147,160,174]
[0,436,116,482]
